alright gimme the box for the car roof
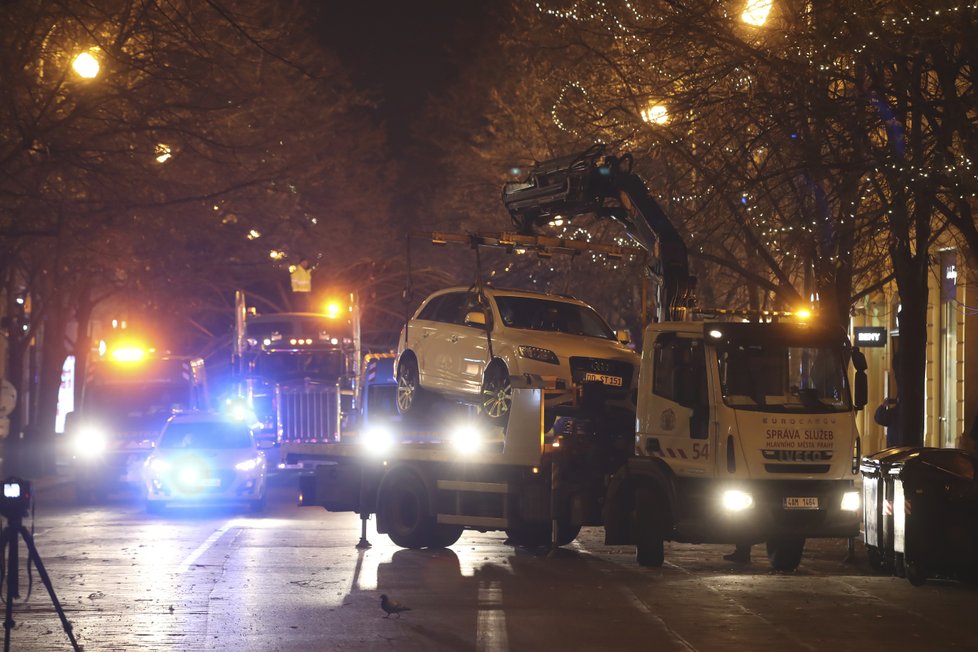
[430,285,585,304]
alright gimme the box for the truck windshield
[493,296,616,339]
[715,341,851,413]
[86,383,190,418]
[255,350,346,381]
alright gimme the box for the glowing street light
[741,0,773,26]
[641,102,669,125]
[71,51,101,79]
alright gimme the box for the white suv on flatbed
[395,286,639,424]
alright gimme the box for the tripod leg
[4,527,16,652]
[19,528,81,652]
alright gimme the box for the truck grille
[276,381,339,443]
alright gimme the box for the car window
[416,295,445,321]
[433,292,468,325]
[492,295,616,339]
[160,422,253,449]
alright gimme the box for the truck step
[436,480,510,494]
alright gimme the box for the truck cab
[614,318,864,568]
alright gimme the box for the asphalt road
[7,472,977,651]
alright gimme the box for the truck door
[637,333,713,477]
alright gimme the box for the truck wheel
[382,472,436,549]
[480,363,511,424]
[766,536,805,571]
[505,522,581,548]
[429,524,464,548]
[633,489,666,567]
[396,357,430,421]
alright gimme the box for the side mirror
[464,310,487,329]
[851,347,868,372]
[616,329,631,345]
[853,369,868,411]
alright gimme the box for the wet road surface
[8,473,977,651]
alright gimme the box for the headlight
[518,345,559,365]
[361,426,395,457]
[450,422,484,455]
[721,489,754,512]
[73,426,108,458]
[235,457,261,472]
[840,491,860,512]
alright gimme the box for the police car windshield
[86,383,190,417]
[493,296,616,339]
[160,422,252,449]
[716,342,851,413]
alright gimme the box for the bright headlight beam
[235,458,260,472]
[450,423,483,455]
[74,426,108,457]
[840,491,860,512]
[721,489,754,512]
[361,426,395,457]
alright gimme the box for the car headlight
[73,426,108,458]
[235,457,261,472]
[721,489,754,512]
[840,491,860,512]
[361,426,395,457]
[518,345,559,365]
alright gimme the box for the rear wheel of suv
[480,363,512,424]
[396,356,430,421]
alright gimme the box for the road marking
[176,521,235,574]
[476,580,508,652]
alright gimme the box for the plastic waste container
[889,448,978,586]
[859,447,919,571]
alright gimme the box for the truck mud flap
[300,462,368,513]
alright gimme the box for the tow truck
[285,144,867,570]
[65,341,209,502]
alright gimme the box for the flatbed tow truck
[284,145,868,570]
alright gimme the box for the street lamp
[71,51,101,79]
[741,0,773,26]
[641,102,669,125]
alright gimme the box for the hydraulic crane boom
[502,144,695,321]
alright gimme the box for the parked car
[395,285,640,424]
[143,412,268,513]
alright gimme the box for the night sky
[314,0,497,151]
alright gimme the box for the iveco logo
[762,450,833,462]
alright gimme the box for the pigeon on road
[380,594,411,618]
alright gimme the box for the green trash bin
[890,448,978,586]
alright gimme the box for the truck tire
[382,471,438,549]
[480,363,511,424]
[396,356,431,422]
[766,536,805,571]
[429,524,465,548]
[505,522,581,548]
[633,488,666,567]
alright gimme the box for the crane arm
[502,144,695,321]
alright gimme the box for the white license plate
[784,496,819,510]
[584,372,623,387]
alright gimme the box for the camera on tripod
[0,478,31,520]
